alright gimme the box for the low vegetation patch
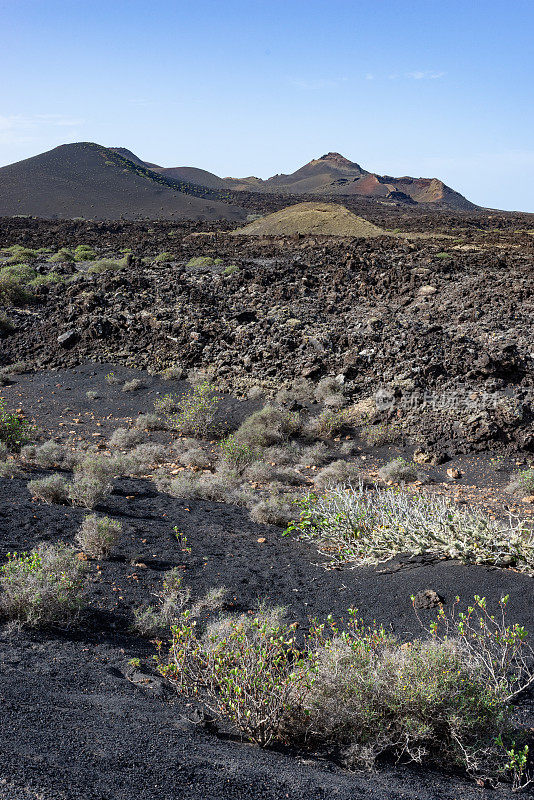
[0,542,87,627]
[87,256,128,274]
[0,396,33,450]
[28,473,70,504]
[234,405,301,448]
[507,468,534,497]
[378,457,422,484]
[285,484,534,570]
[155,381,222,438]
[76,514,122,559]
[158,595,533,787]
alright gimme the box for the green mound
[232,202,385,237]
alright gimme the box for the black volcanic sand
[0,367,534,799]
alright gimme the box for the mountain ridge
[145,150,475,209]
[0,143,247,221]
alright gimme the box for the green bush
[297,607,525,778]
[68,470,113,509]
[152,251,174,263]
[156,382,222,438]
[158,595,533,787]
[218,434,259,473]
[0,396,33,450]
[186,256,222,268]
[2,245,39,264]
[378,457,421,484]
[87,257,127,274]
[74,245,97,261]
[29,272,63,288]
[507,468,534,496]
[0,542,87,626]
[0,265,36,305]
[363,422,402,446]
[159,605,311,747]
[306,408,350,438]
[48,248,75,263]
[0,312,15,333]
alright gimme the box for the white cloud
[0,114,84,144]
[405,70,445,80]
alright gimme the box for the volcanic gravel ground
[0,368,534,798]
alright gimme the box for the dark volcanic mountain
[0,143,247,221]
[143,151,475,210]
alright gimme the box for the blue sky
[1,0,533,211]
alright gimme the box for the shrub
[154,393,181,413]
[28,473,69,504]
[133,569,224,637]
[86,390,100,401]
[134,412,167,430]
[244,461,281,484]
[128,443,167,471]
[48,248,74,263]
[506,468,534,496]
[74,245,97,261]
[32,440,67,468]
[297,609,523,778]
[314,460,360,490]
[168,470,248,505]
[223,264,239,276]
[0,264,38,303]
[152,251,174,263]
[104,371,121,384]
[76,514,122,559]
[68,471,113,509]
[264,443,303,466]
[219,434,259,473]
[154,592,534,786]
[298,442,331,466]
[159,605,310,747]
[0,542,86,626]
[122,378,145,392]
[244,462,306,488]
[159,364,184,381]
[314,377,345,408]
[186,256,222,268]
[87,257,127,274]
[0,312,15,333]
[2,361,26,375]
[306,408,351,439]
[159,365,183,381]
[0,396,33,450]
[249,494,294,527]
[286,485,534,570]
[3,245,39,264]
[29,272,63,288]
[179,447,213,470]
[363,422,402,446]
[235,406,301,448]
[378,457,422,484]
[157,382,222,438]
[109,426,144,449]
[0,459,20,477]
